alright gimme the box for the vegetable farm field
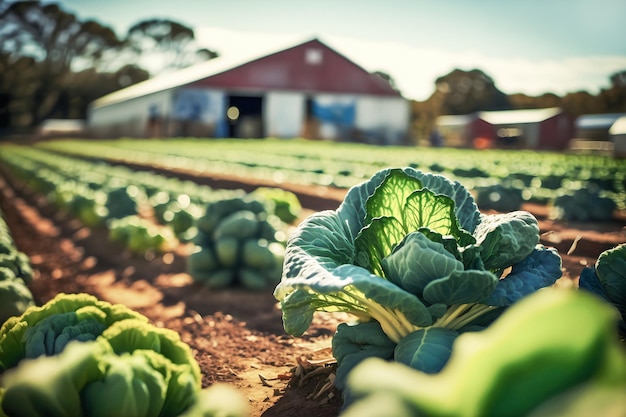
[0,138,625,417]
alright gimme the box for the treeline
[0,1,216,134]
[410,68,626,141]
[1,1,625,140]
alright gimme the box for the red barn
[89,38,410,144]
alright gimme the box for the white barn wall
[355,96,409,145]
[89,90,173,137]
[304,93,409,143]
[88,88,409,142]
[89,88,227,138]
[264,92,305,138]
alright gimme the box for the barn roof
[609,115,626,135]
[435,114,475,127]
[478,107,562,125]
[576,113,626,130]
[92,37,400,109]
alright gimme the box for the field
[1,138,625,417]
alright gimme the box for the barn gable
[189,38,400,96]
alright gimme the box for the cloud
[196,27,626,101]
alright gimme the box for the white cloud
[196,27,626,101]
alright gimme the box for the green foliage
[341,288,626,417]
[105,186,143,219]
[251,187,302,223]
[108,215,173,255]
[579,243,626,336]
[0,280,35,328]
[550,188,616,222]
[188,197,287,290]
[0,292,245,417]
[0,212,35,325]
[274,168,562,393]
[0,293,146,370]
[475,184,524,212]
[15,139,626,217]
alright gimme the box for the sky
[50,0,626,101]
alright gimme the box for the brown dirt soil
[1,165,625,417]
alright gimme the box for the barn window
[305,48,323,65]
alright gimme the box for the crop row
[0,145,301,290]
[0,206,35,324]
[34,138,626,216]
[1,161,624,417]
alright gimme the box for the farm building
[568,112,626,155]
[609,115,626,158]
[433,114,492,148]
[88,38,409,145]
[435,107,574,150]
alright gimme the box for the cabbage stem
[433,303,497,330]
[341,289,420,343]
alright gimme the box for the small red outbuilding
[436,107,574,150]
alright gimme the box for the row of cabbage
[1,164,624,417]
[36,138,626,221]
[0,145,301,290]
[0,292,249,417]
[0,208,35,324]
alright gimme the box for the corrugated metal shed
[610,116,626,157]
[478,107,562,125]
[435,107,573,150]
[576,113,626,130]
[609,115,626,135]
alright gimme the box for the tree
[0,1,125,127]
[61,64,150,120]
[125,18,218,75]
[600,69,626,112]
[434,69,511,115]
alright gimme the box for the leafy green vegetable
[579,243,626,337]
[0,294,212,417]
[550,188,617,222]
[188,198,287,290]
[0,332,200,417]
[475,184,524,212]
[341,287,626,417]
[393,327,459,373]
[105,186,143,219]
[274,167,562,390]
[251,187,302,224]
[0,217,35,326]
[331,321,396,392]
[178,383,249,417]
[0,292,147,372]
[0,280,35,327]
[1,341,105,417]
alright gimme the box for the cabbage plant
[341,287,626,417]
[0,292,147,372]
[0,293,247,417]
[579,243,626,337]
[274,168,562,388]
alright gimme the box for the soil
[1,163,624,417]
